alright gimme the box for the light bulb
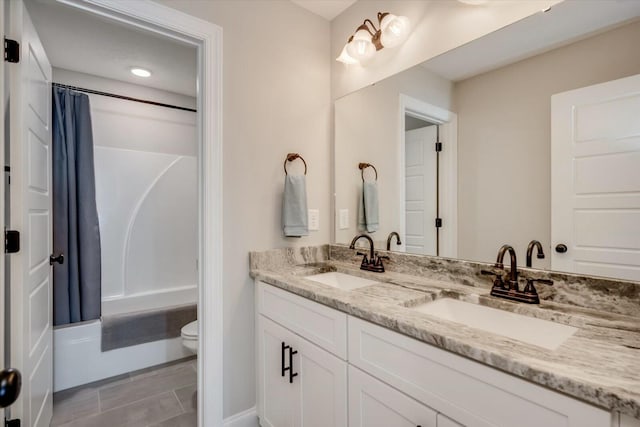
[346,28,375,61]
[336,44,359,65]
[130,67,151,78]
[379,14,410,49]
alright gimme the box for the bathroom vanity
[251,246,640,427]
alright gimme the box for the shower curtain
[52,87,102,326]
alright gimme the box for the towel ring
[284,153,307,175]
[359,162,377,182]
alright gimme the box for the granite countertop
[250,252,640,420]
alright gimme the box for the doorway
[399,94,458,259]
[2,1,223,426]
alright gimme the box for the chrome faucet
[349,234,387,273]
[526,240,545,268]
[386,232,401,251]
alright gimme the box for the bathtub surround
[250,245,640,419]
[52,69,198,391]
[101,304,197,351]
[52,86,102,326]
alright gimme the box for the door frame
[398,94,457,258]
[0,0,5,421]
[55,1,224,425]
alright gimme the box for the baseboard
[223,406,258,427]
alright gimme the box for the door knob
[555,244,568,253]
[0,368,21,408]
[49,253,64,265]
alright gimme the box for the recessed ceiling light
[130,67,151,78]
[457,0,489,4]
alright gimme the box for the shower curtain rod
[52,82,197,113]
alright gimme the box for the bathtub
[53,285,197,392]
[102,285,197,315]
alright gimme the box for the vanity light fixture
[130,67,151,78]
[336,12,411,65]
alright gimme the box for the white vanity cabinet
[348,316,610,427]
[256,282,348,427]
[256,281,630,427]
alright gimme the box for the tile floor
[51,357,197,427]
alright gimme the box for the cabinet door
[295,334,347,427]
[258,316,298,427]
[258,316,347,427]
[349,366,436,427]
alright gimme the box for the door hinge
[4,38,19,63]
[5,230,20,254]
[435,142,443,152]
[5,419,21,427]
[435,218,443,228]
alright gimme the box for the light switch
[339,209,349,230]
[308,209,320,231]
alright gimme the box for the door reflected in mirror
[334,4,640,282]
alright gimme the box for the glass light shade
[379,14,410,49]
[346,29,376,61]
[336,44,359,65]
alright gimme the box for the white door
[296,331,347,427]
[405,125,437,255]
[551,73,640,281]
[348,366,437,427]
[7,1,53,426]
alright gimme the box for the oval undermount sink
[411,298,578,351]
[304,272,379,291]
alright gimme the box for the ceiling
[290,0,357,21]
[25,0,197,97]
[422,1,640,82]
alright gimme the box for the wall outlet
[339,209,349,230]
[308,209,320,231]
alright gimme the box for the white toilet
[181,320,198,354]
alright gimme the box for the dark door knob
[49,253,64,265]
[0,368,21,408]
[555,244,568,253]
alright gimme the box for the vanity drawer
[349,365,437,427]
[348,316,610,427]
[257,281,347,359]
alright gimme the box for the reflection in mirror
[334,3,640,282]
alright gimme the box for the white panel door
[8,1,53,426]
[348,365,437,427]
[405,126,437,255]
[551,73,640,281]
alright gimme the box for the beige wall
[157,0,331,418]
[455,20,640,266]
[335,65,453,244]
[331,0,562,100]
